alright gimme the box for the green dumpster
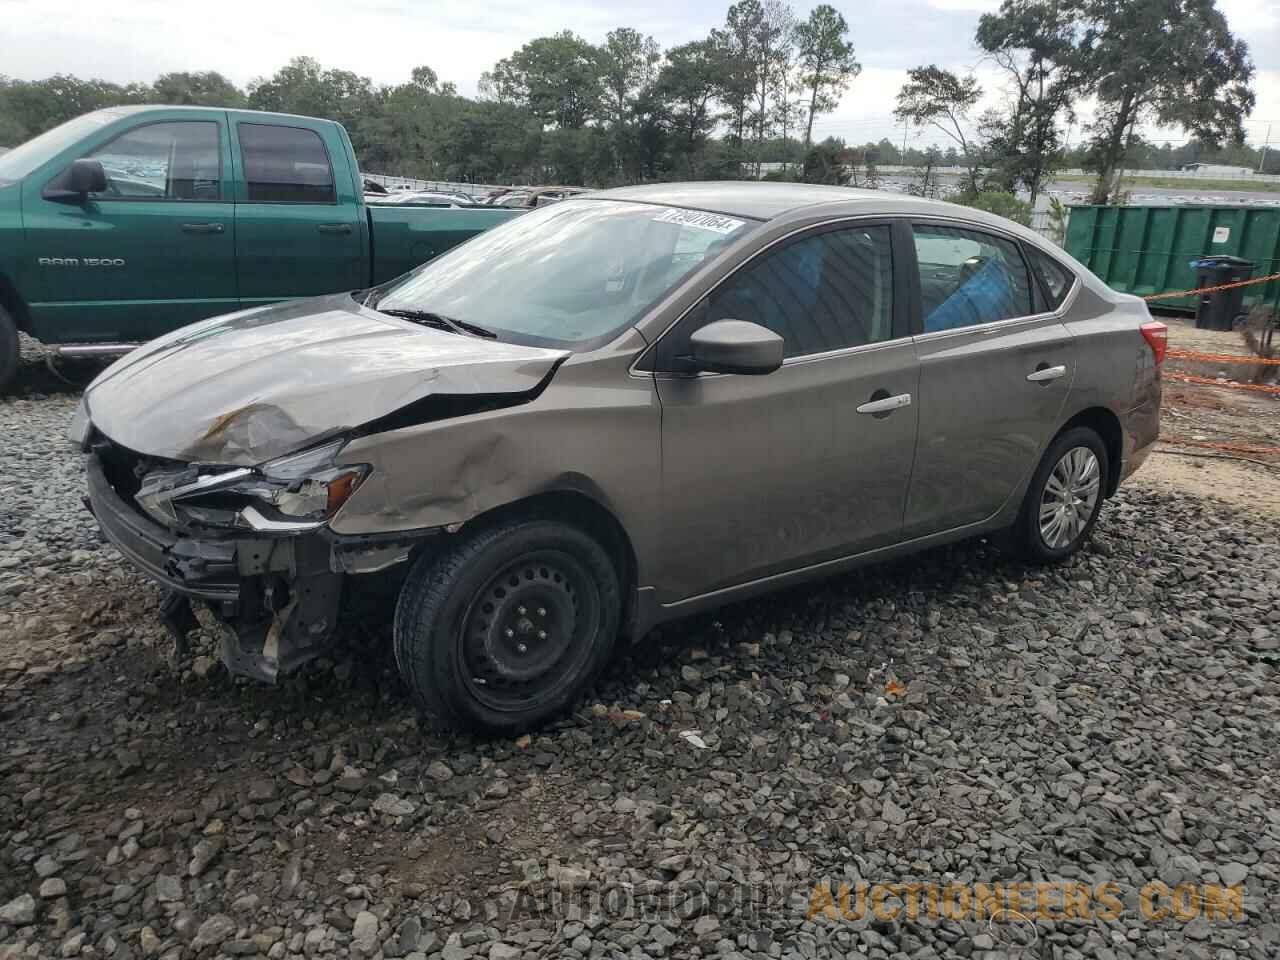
[1064,205,1280,314]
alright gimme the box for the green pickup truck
[0,105,519,389]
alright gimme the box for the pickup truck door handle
[856,393,912,415]
[181,222,224,234]
[1026,364,1067,383]
[317,223,353,234]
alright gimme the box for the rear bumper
[1119,376,1162,486]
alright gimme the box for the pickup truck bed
[0,105,519,386]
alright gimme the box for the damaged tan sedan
[75,183,1162,734]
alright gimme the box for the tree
[151,71,245,107]
[801,137,850,184]
[247,58,383,155]
[721,2,765,153]
[600,28,661,174]
[748,1,795,175]
[655,40,724,172]
[894,66,983,192]
[1078,0,1254,204]
[482,32,604,130]
[976,0,1085,206]
[0,74,145,142]
[794,5,860,148]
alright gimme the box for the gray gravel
[2,352,1278,960]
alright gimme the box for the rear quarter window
[1026,247,1076,310]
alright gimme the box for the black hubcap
[461,550,599,710]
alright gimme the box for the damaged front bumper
[85,453,433,682]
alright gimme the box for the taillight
[1140,321,1168,366]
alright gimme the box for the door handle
[856,393,912,415]
[1026,364,1067,383]
[181,222,224,234]
[317,223,353,234]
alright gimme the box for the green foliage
[794,4,860,147]
[2,0,1256,201]
[482,32,604,130]
[1079,0,1255,204]
[152,71,245,107]
[800,138,849,185]
[894,66,983,192]
[954,190,1034,226]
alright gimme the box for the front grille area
[91,431,186,513]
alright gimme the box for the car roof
[594,181,975,222]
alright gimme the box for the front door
[23,116,237,342]
[231,120,364,306]
[652,221,919,603]
[904,220,1076,537]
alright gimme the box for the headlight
[134,439,369,532]
[237,440,370,522]
[67,397,91,448]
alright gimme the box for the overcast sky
[2,0,1277,149]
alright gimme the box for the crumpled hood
[85,293,569,466]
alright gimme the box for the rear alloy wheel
[394,518,619,735]
[1012,426,1109,563]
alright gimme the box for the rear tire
[0,305,18,394]
[1010,426,1109,564]
[393,517,620,735]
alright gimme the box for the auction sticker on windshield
[651,208,746,234]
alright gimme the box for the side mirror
[688,319,784,375]
[44,159,108,202]
[68,159,108,195]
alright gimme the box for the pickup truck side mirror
[43,159,108,202]
[687,319,784,375]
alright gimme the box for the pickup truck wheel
[393,518,620,735]
[0,305,18,393]
[1011,426,1108,564]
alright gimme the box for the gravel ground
[2,350,1279,960]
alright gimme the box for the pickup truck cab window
[72,121,222,200]
[238,123,336,204]
[913,223,1033,333]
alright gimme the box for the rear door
[651,219,919,602]
[903,219,1076,538]
[230,119,364,306]
[22,114,237,341]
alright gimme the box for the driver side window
[84,121,222,200]
[702,224,895,360]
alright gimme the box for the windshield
[0,110,119,185]
[370,198,759,347]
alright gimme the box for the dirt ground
[1133,314,1280,517]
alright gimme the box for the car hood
[84,293,569,466]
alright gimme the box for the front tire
[1011,426,1108,564]
[393,518,620,735]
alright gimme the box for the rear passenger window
[913,225,1032,332]
[1026,247,1076,309]
[704,225,894,358]
[239,124,336,203]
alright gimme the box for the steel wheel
[459,549,601,712]
[1038,446,1101,549]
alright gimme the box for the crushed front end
[79,420,426,682]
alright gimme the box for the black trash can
[1192,255,1255,331]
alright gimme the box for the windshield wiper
[376,308,497,339]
